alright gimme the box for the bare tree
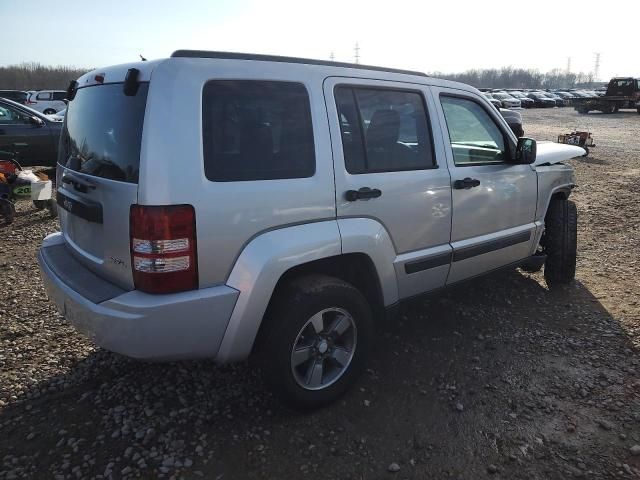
[0,63,89,90]
[432,67,593,90]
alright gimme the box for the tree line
[0,62,599,91]
[432,66,598,89]
[0,63,89,90]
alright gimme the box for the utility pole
[330,51,335,61]
[566,56,572,74]
[354,42,360,64]
[593,52,601,82]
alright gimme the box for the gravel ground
[1,107,639,480]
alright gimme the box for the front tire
[257,275,373,410]
[543,198,577,288]
[43,108,56,115]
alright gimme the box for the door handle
[345,187,382,201]
[453,177,481,189]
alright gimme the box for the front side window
[202,80,315,182]
[0,104,30,124]
[52,92,66,101]
[335,86,434,174]
[440,96,506,166]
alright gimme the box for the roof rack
[171,50,428,78]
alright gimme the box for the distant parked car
[500,108,524,137]
[0,90,28,105]
[46,108,66,123]
[526,92,556,108]
[26,90,67,115]
[541,92,567,107]
[507,91,535,108]
[492,92,521,108]
[482,93,503,109]
[0,97,62,167]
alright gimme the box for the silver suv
[38,51,584,409]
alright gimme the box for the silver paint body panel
[39,56,581,363]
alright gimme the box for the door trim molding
[453,230,531,262]
[404,251,452,274]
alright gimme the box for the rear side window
[37,92,52,100]
[202,80,315,182]
[59,83,148,183]
[52,92,66,101]
[335,86,435,174]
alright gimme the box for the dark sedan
[526,92,556,108]
[0,97,62,167]
[0,90,28,105]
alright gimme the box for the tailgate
[57,169,137,289]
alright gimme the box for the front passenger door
[434,90,538,284]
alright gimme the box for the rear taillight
[130,205,198,294]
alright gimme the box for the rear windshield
[58,83,148,183]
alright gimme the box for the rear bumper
[38,233,239,361]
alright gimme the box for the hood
[534,141,585,166]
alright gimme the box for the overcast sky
[1,0,638,80]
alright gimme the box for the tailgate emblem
[63,198,73,211]
[110,256,125,266]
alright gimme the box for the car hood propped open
[534,141,585,166]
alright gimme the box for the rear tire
[46,199,58,217]
[543,198,577,288]
[43,109,56,115]
[257,274,373,411]
[33,200,46,210]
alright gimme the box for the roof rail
[170,50,428,77]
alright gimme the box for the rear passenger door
[324,78,452,299]
[433,88,538,284]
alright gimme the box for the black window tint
[440,95,506,166]
[52,92,66,101]
[335,86,434,174]
[59,83,148,183]
[202,81,315,182]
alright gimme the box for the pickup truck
[574,77,640,114]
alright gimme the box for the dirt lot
[1,107,639,480]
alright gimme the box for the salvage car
[482,92,503,109]
[26,90,67,115]
[0,90,29,105]
[500,108,524,137]
[0,97,62,167]
[526,92,557,107]
[492,92,521,109]
[506,91,535,108]
[39,52,584,409]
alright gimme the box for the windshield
[58,83,148,183]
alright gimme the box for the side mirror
[29,116,44,126]
[516,137,536,164]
